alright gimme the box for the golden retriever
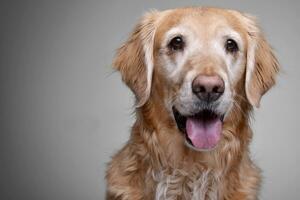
[106,7,279,200]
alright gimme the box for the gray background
[0,0,299,199]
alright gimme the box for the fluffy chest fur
[153,168,221,200]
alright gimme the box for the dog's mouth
[172,107,224,151]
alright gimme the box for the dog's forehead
[155,8,244,44]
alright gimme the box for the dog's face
[114,8,279,151]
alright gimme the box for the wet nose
[192,75,225,102]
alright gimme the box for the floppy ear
[113,11,160,107]
[242,15,280,108]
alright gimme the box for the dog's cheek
[153,71,181,113]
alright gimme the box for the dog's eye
[225,39,238,53]
[168,36,184,51]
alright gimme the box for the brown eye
[225,39,238,53]
[168,36,184,51]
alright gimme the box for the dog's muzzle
[173,74,225,151]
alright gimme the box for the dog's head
[114,7,279,151]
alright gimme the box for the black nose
[192,75,225,102]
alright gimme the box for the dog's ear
[241,14,280,108]
[113,11,160,107]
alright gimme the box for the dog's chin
[172,106,225,152]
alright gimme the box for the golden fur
[106,7,279,200]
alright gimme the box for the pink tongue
[186,117,222,150]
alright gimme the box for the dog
[106,7,279,200]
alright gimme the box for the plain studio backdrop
[0,1,299,199]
